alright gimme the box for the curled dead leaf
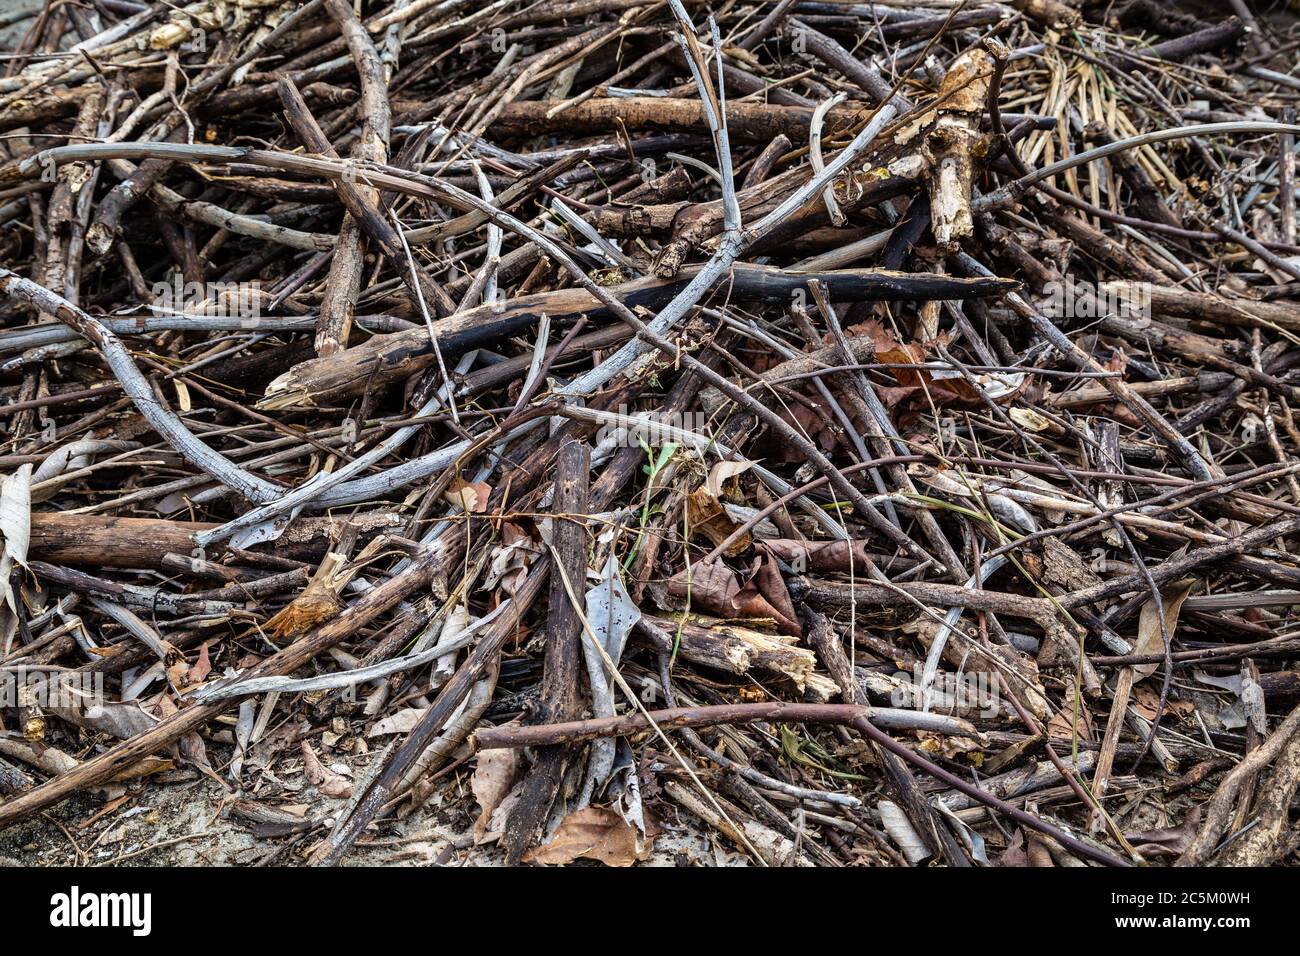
[446,476,491,514]
[763,538,875,574]
[667,555,799,636]
[522,806,654,866]
[687,487,751,556]
[706,459,754,498]
[300,741,353,799]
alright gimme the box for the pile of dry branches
[2,0,1300,867]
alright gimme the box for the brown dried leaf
[1134,580,1194,682]
[1047,703,1094,742]
[706,459,754,498]
[472,745,523,842]
[762,538,875,573]
[164,641,188,689]
[482,521,541,595]
[300,741,352,799]
[1132,685,1195,722]
[1126,807,1201,859]
[996,829,1028,867]
[667,555,799,636]
[187,641,212,685]
[522,806,653,867]
[849,320,985,407]
[1027,834,1055,867]
[686,487,750,556]
[445,476,491,514]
